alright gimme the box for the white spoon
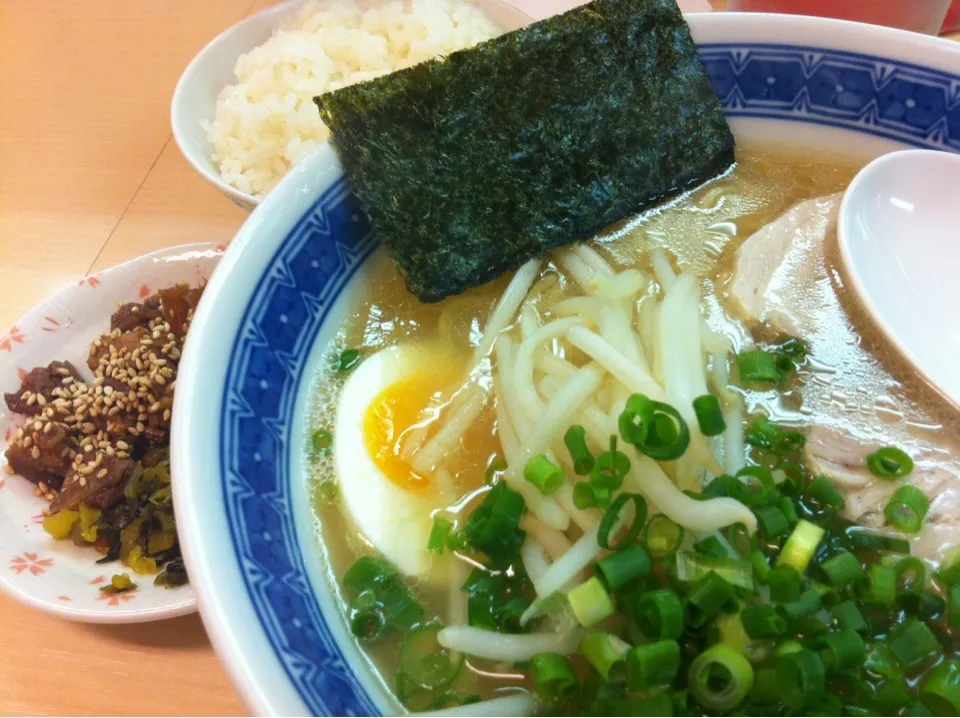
[838,149,960,407]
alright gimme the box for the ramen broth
[305,144,956,712]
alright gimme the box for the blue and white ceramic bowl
[172,12,960,716]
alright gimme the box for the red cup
[944,0,960,32]
[725,0,952,35]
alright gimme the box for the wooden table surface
[0,0,957,714]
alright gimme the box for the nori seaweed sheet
[315,0,734,302]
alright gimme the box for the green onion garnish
[523,454,566,496]
[922,660,960,715]
[463,481,526,564]
[866,446,914,479]
[805,475,845,510]
[859,563,897,609]
[778,649,825,709]
[626,639,681,689]
[736,350,780,383]
[818,629,866,672]
[344,555,398,595]
[338,347,362,373]
[830,599,868,633]
[572,480,599,510]
[597,493,646,550]
[590,435,630,491]
[846,527,911,554]
[378,580,426,630]
[693,394,726,436]
[529,653,579,702]
[685,571,735,628]
[483,458,506,484]
[398,625,464,690]
[885,485,930,533]
[349,592,389,643]
[780,588,822,620]
[746,415,780,449]
[596,544,650,591]
[755,506,789,538]
[675,551,754,592]
[733,466,779,508]
[767,564,802,603]
[948,586,960,630]
[688,643,754,712]
[311,428,333,454]
[426,517,453,554]
[563,424,595,476]
[694,535,729,558]
[618,394,690,460]
[579,632,629,683]
[643,514,684,559]
[779,496,799,525]
[740,604,786,640]
[633,588,684,640]
[567,576,615,627]
[820,551,864,588]
[889,617,940,671]
[778,519,825,574]
[897,557,927,597]
[751,550,771,584]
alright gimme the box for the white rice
[203,0,501,198]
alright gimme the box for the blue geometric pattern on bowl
[218,44,960,716]
[700,43,960,151]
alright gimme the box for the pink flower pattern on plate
[97,589,137,606]
[10,552,53,576]
[0,326,25,352]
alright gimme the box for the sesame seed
[79,464,95,476]
[56,367,71,376]
[84,444,93,453]
[44,493,55,501]
[30,446,40,460]
[155,375,167,386]
[36,394,47,406]
[41,507,50,516]
[103,385,114,396]
[38,481,49,493]
[136,422,145,432]
[96,468,108,479]
[22,436,32,448]
[25,394,36,407]
[42,423,52,435]
[61,376,74,385]
[115,440,129,451]
[34,488,42,497]
[33,421,42,431]
[93,376,104,386]
[163,409,172,422]
[79,477,87,487]
[105,447,115,456]
[3,465,14,475]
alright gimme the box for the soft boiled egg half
[334,342,468,580]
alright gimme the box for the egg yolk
[363,374,442,492]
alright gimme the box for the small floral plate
[0,242,223,623]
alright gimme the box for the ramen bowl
[172,12,960,715]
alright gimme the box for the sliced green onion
[776,640,804,657]
[337,347,362,373]
[349,592,389,643]
[889,617,940,671]
[846,527,911,554]
[634,588,684,640]
[573,481,598,510]
[619,395,691,461]
[779,519,825,574]
[529,653,578,702]
[643,514,684,559]
[523,454,565,496]
[591,436,630,492]
[755,506,789,538]
[693,394,726,436]
[831,600,868,633]
[820,551,864,588]
[922,660,960,715]
[427,517,453,554]
[676,551,754,592]
[695,535,729,559]
[733,466,778,508]
[311,429,333,454]
[619,694,672,716]
[779,496,799,525]
[746,415,780,449]
[777,461,806,489]
[749,666,779,705]
[567,577,615,628]
[902,592,946,619]
[596,544,650,591]
[685,571,735,628]
[780,588,822,620]
[618,393,655,445]
[597,493,646,550]
[948,586,960,630]
[446,530,469,552]
[736,350,780,383]
[724,522,754,558]
[885,485,930,533]
[805,476,845,510]
[740,604,786,640]
[579,632,629,682]
[398,625,464,690]
[859,564,897,609]
[936,548,960,586]
[750,550,771,584]
[703,474,736,499]
[905,700,936,717]
[626,639,681,689]
[773,430,806,454]
[563,425,595,476]
[378,579,426,630]
[818,629,866,672]
[778,649,825,709]
[713,612,752,658]
[897,557,927,597]
[484,458,506,484]
[767,565,802,603]
[344,555,398,596]
[688,643,754,712]
[866,446,914,479]
[464,481,526,564]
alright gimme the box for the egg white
[333,343,450,580]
